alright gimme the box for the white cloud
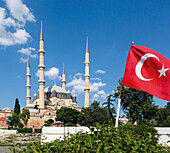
[18,47,37,61]
[75,72,82,76]
[19,57,27,63]
[36,67,62,80]
[13,29,31,44]
[95,70,106,74]
[91,90,108,101]
[91,94,99,100]
[66,73,107,96]
[97,90,108,99]
[91,77,101,81]
[67,76,85,94]
[5,0,35,24]
[90,82,106,92]
[69,75,72,79]
[35,70,40,77]
[0,0,35,46]
[45,67,62,80]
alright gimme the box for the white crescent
[135,53,159,81]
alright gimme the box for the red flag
[122,44,170,101]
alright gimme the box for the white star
[157,65,169,78]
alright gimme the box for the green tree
[20,109,30,127]
[165,101,170,111]
[44,120,52,126]
[14,98,20,115]
[113,79,157,124]
[102,95,116,123]
[78,101,110,126]
[7,113,20,127]
[56,107,80,125]
[154,107,170,127]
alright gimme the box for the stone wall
[25,116,44,128]
[0,121,8,128]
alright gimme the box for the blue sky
[0,0,169,111]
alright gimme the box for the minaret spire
[27,55,30,67]
[62,63,66,89]
[26,55,31,105]
[40,21,43,40]
[86,36,89,53]
[38,21,45,109]
[84,36,90,108]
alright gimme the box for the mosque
[0,22,90,128]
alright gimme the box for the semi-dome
[45,85,68,93]
[29,109,39,113]
[26,103,35,108]
[2,107,12,111]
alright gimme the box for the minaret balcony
[26,95,31,98]
[26,85,31,87]
[38,50,45,54]
[38,80,45,84]
[84,61,90,65]
[26,74,31,77]
[84,87,90,91]
[38,64,45,69]
[84,74,90,77]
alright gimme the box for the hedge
[10,124,168,153]
[11,128,42,133]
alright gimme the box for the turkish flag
[122,44,170,101]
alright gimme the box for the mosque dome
[2,107,12,111]
[29,109,39,113]
[26,103,35,108]
[45,85,69,93]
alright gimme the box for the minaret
[84,36,90,107]
[62,63,66,89]
[38,21,45,109]
[26,56,31,105]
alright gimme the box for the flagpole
[115,85,123,127]
[115,41,134,128]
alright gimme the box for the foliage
[78,101,110,126]
[113,79,157,124]
[44,120,51,126]
[10,124,167,153]
[18,128,32,133]
[35,128,42,133]
[14,98,20,115]
[7,113,20,127]
[56,107,80,125]
[64,122,76,126]
[16,128,42,133]
[146,101,170,127]
[102,95,116,123]
[18,122,24,128]
[154,107,170,127]
[20,109,30,127]
[166,101,170,111]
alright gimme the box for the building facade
[23,22,89,128]
[0,22,90,128]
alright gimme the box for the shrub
[35,128,42,133]
[10,124,167,152]
[18,122,24,128]
[18,128,32,133]
[17,128,42,133]
[64,122,76,127]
